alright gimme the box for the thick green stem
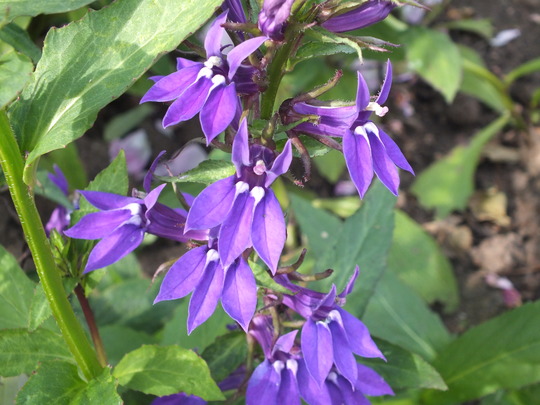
[0,110,102,380]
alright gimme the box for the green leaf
[201,332,247,382]
[0,0,95,26]
[298,27,364,62]
[481,384,540,405]
[422,301,540,404]
[444,18,494,40]
[313,149,345,184]
[317,181,396,316]
[388,210,459,312]
[0,49,32,109]
[250,260,291,294]
[34,169,73,208]
[403,27,462,103]
[159,159,236,185]
[289,193,343,261]
[16,361,121,405]
[411,114,510,218]
[160,300,229,352]
[363,272,452,362]
[0,245,35,329]
[0,23,41,63]
[361,339,447,391]
[505,57,540,85]
[0,328,73,377]
[100,325,156,366]
[8,0,222,184]
[113,345,224,400]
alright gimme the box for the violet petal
[232,118,251,172]
[337,307,385,359]
[140,65,202,103]
[64,209,131,240]
[343,127,373,198]
[355,363,394,396]
[204,12,228,57]
[79,190,139,210]
[301,318,333,386]
[163,75,213,127]
[246,360,280,405]
[328,320,358,385]
[221,257,257,331]
[200,82,238,144]
[367,127,400,195]
[265,139,292,187]
[376,60,393,104]
[378,128,414,174]
[227,36,267,80]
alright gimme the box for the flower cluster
[64,0,415,403]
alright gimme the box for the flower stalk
[0,110,102,380]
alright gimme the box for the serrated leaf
[388,210,459,312]
[0,23,41,63]
[113,345,224,400]
[411,114,510,218]
[363,271,452,362]
[403,26,462,103]
[160,160,236,185]
[28,278,77,331]
[0,49,32,109]
[201,332,247,382]
[250,260,290,294]
[0,328,73,377]
[361,339,447,391]
[316,181,396,316]
[422,301,540,404]
[0,0,95,26]
[16,361,121,405]
[289,193,343,261]
[8,0,222,184]
[0,245,35,329]
[300,27,363,62]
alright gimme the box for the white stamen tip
[250,186,265,204]
[367,101,389,117]
[211,74,226,86]
[204,56,223,68]
[206,249,220,263]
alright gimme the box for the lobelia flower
[186,118,292,272]
[141,12,267,144]
[321,0,396,33]
[276,266,386,386]
[258,0,296,41]
[45,165,72,235]
[223,0,247,23]
[154,227,257,333]
[294,61,414,197]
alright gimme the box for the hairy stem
[0,110,102,380]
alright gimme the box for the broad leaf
[422,301,540,404]
[313,149,346,184]
[201,332,247,382]
[100,325,156,366]
[363,272,452,362]
[403,27,462,103]
[411,114,510,218]
[361,339,447,391]
[299,27,364,62]
[16,361,121,405]
[0,49,32,109]
[160,159,236,185]
[250,260,291,294]
[113,345,224,400]
[0,0,95,26]
[0,23,41,63]
[0,328,73,377]
[389,210,459,312]
[8,0,222,184]
[317,181,396,316]
[0,245,35,329]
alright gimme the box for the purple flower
[154,229,257,333]
[322,1,396,33]
[223,0,246,23]
[277,267,385,386]
[141,12,267,144]
[294,61,413,197]
[186,119,292,272]
[152,393,206,405]
[246,316,304,405]
[45,165,72,235]
[65,184,206,272]
[258,0,296,41]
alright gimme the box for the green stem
[0,110,102,380]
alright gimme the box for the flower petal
[79,190,139,210]
[221,257,257,331]
[64,209,131,240]
[143,150,166,193]
[154,246,208,303]
[328,320,358,385]
[337,307,385,359]
[186,176,236,230]
[265,139,292,187]
[356,363,394,396]
[200,82,238,144]
[246,360,280,405]
[218,187,255,267]
[49,165,69,195]
[321,1,396,33]
[144,183,166,211]
[187,257,225,333]
[339,265,360,298]
[343,127,373,198]
[274,330,298,355]
[205,12,228,57]
[232,118,250,172]
[227,36,267,80]
[85,224,144,272]
[367,127,400,195]
[301,318,333,386]
[177,57,201,70]
[141,64,202,103]
[277,365,301,405]
[163,75,213,127]
[378,128,414,174]
[355,71,371,111]
[252,190,285,273]
[297,359,331,405]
